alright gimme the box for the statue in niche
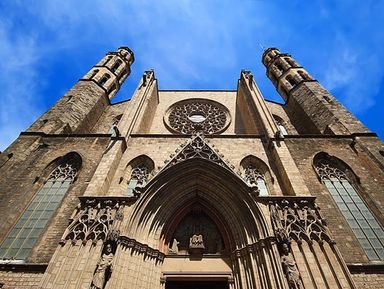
[280,243,303,289]
[91,244,114,289]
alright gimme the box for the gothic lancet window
[315,156,384,260]
[245,165,269,196]
[0,154,81,260]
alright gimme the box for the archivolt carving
[268,198,333,244]
[61,198,126,245]
[164,99,230,135]
[119,236,165,262]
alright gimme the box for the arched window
[314,155,384,260]
[275,62,284,74]
[111,60,122,73]
[127,164,150,197]
[103,55,112,66]
[0,153,81,260]
[273,116,288,136]
[245,165,268,196]
[241,155,273,196]
[99,74,111,86]
[285,57,296,67]
[89,69,99,79]
[286,75,296,88]
[124,156,154,197]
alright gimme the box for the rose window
[164,99,230,134]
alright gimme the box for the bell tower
[27,47,134,134]
[262,48,369,135]
[83,46,134,99]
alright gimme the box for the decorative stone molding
[164,99,231,135]
[119,236,165,261]
[60,197,129,245]
[50,163,77,182]
[266,197,333,244]
[315,162,347,181]
[161,134,236,174]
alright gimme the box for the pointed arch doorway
[161,201,234,288]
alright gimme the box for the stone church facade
[0,46,383,289]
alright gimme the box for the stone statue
[189,234,204,248]
[281,244,303,289]
[170,238,179,254]
[91,244,114,289]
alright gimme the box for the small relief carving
[280,244,303,289]
[189,234,205,255]
[91,244,114,289]
[190,234,204,248]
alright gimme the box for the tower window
[103,56,112,66]
[245,165,268,196]
[0,157,80,260]
[286,75,296,88]
[89,69,99,79]
[298,70,310,81]
[99,74,111,86]
[111,60,122,73]
[315,158,384,260]
[275,62,284,74]
[285,57,296,67]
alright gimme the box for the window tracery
[127,164,150,197]
[164,100,230,135]
[244,165,268,196]
[0,160,79,260]
[315,159,384,260]
[274,117,288,136]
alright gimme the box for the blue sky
[0,1,383,150]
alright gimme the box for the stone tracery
[165,99,230,134]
